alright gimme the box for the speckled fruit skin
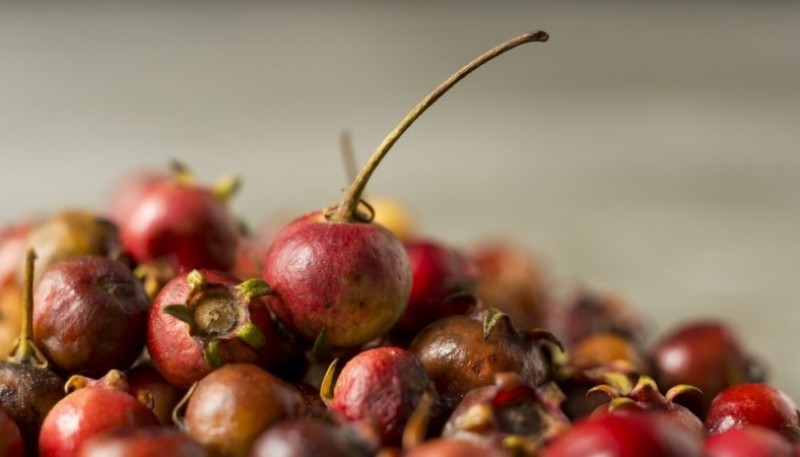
[704,383,800,437]
[39,386,159,457]
[262,212,411,348]
[331,346,436,446]
[120,181,239,272]
[146,269,288,390]
[33,256,150,376]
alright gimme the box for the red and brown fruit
[146,269,295,390]
[33,255,150,376]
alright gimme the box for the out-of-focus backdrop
[1,2,799,396]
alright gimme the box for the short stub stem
[331,30,549,223]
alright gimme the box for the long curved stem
[332,30,549,222]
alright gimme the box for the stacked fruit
[0,31,797,457]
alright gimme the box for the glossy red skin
[705,383,800,437]
[262,212,411,348]
[651,320,756,415]
[39,387,159,457]
[120,181,239,272]
[393,239,477,338]
[146,269,288,390]
[0,407,24,457]
[76,426,208,457]
[541,412,702,457]
[106,170,169,227]
[703,425,796,457]
[33,256,150,376]
[331,347,436,446]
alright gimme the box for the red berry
[705,383,800,438]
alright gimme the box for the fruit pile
[0,31,797,457]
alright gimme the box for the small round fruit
[33,256,150,375]
[704,383,800,438]
[329,347,437,446]
[39,371,159,457]
[183,363,305,457]
[263,211,411,348]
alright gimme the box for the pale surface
[1,2,799,397]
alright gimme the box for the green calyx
[236,278,271,300]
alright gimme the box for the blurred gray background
[1,2,799,397]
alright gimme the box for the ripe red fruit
[263,211,411,348]
[33,256,150,376]
[39,370,159,457]
[146,269,294,390]
[650,320,763,416]
[328,346,438,446]
[704,383,800,438]
[541,411,702,457]
[393,239,478,339]
[119,168,240,272]
[262,31,549,349]
[703,425,797,457]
